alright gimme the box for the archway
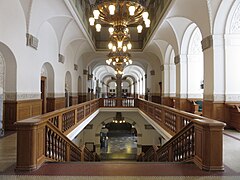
[186,25,204,99]
[100,113,138,161]
[0,52,5,134]
[0,42,17,131]
[65,71,72,107]
[41,62,55,113]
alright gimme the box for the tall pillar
[145,74,148,100]
[202,35,225,121]
[175,54,188,110]
[116,74,122,98]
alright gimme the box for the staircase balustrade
[16,99,100,171]
[137,99,225,171]
[16,98,225,171]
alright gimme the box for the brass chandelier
[89,0,150,74]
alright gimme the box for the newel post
[16,120,46,171]
[193,119,225,171]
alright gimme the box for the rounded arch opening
[0,42,17,131]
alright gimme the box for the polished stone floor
[100,133,137,160]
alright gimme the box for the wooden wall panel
[17,100,42,121]
[47,97,65,112]
[151,95,161,104]
[3,101,17,130]
[203,101,225,122]
[4,99,42,130]
[174,98,188,111]
[70,96,78,106]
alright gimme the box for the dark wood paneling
[70,96,78,106]
[203,101,225,122]
[4,99,42,130]
[47,97,65,112]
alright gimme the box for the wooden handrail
[137,99,225,171]
[100,98,135,108]
[16,99,100,171]
[16,98,225,171]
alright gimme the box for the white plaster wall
[225,34,240,101]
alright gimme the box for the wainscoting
[47,97,65,112]
[3,99,42,130]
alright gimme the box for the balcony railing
[16,98,225,171]
[137,99,225,171]
[16,99,100,171]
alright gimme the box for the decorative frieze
[204,94,225,102]
[5,92,41,101]
[176,93,187,99]
[201,35,213,51]
[225,94,240,102]
[187,94,203,99]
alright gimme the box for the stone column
[202,35,225,121]
[175,54,188,110]
[116,74,122,98]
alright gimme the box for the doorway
[41,76,46,114]
[100,121,137,161]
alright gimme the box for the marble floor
[100,134,137,160]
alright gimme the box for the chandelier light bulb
[123,45,127,52]
[109,27,114,35]
[108,42,113,49]
[126,62,129,65]
[123,58,127,62]
[113,61,116,65]
[93,10,100,19]
[109,5,115,15]
[89,17,95,26]
[109,58,112,62]
[129,59,133,64]
[129,6,136,16]
[116,58,119,62]
[142,12,149,21]
[127,42,132,50]
[145,19,151,28]
[112,45,117,52]
[95,23,101,32]
[137,25,143,33]
[118,41,123,49]
[124,27,129,34]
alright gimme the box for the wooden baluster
[176,115,182,133]
[66,143,70,162]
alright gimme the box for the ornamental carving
[189,28,202,55]
[230,3,240,33]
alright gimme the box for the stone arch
[41,62,55,113]
[0,42,17,130]
[95,116,143,154]
[224,0,240,101]
[186,25,204,98]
